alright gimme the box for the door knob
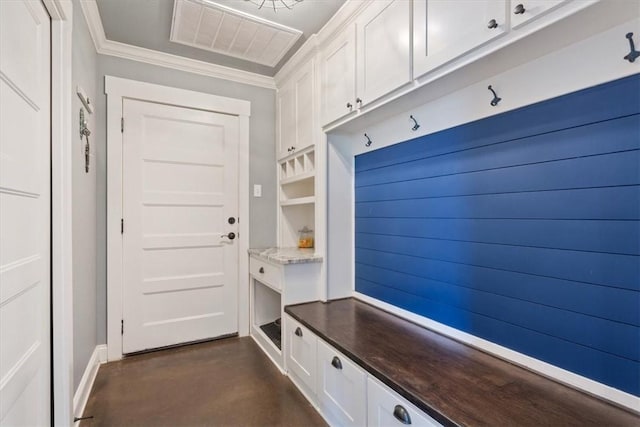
[514,3,525,14]
[221,232,236,240]
[295,327,303,337]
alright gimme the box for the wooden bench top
[285,298,639,426]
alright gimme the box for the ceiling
[96,0,345,76]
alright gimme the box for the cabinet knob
[356,98,362,106]
[259,267,264,274]
[393,405,412,425]
[514,3,525,14]
[331,356,342,370]
[346,102,353,109]
[487,19,498,29]
[295,327,303,337]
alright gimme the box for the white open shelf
[280,196,315,206]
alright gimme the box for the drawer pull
[295,327,303,337]
[331,356,342,370]
[259,267,264,274]
[393,405,412,425]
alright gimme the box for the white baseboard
[73,344,107,422]
[354,292,640,414]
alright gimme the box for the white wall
[93,56,278,344]
[71,0,98,390]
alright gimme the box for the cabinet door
[277,82,296,158]
[277,59,316,159]
[368,377,442,427]
[286,315,317,398]
[321,25,356,126]
[510,0,569,29]
[294,59,315,155]
[317,340,367,427]
[356,0,412,106]
[413,0,507,79]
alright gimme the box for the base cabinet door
[413,0,507,79]
[317,340,367,427]
[286,315,317,398]
[367,377,442,427]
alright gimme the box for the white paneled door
[122,99,239,354]
[0,0,51,425]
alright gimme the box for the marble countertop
[248,247,323,265]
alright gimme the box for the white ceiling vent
[170,0,303,67]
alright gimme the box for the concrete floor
[81,337,327,427]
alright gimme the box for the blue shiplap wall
[354,74,640,396]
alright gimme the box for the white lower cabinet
[284,316,443,426]
[367,377,441,427]
[285,314,317,400]
[317,339,368,427]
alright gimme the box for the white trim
[44,1,75,426]
[105,76,251,361]
[73,345,107,422]
[79,0,276,90]
[354,292,640,414]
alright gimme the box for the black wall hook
[409,115,420,131]
[488,85,502,106]
[624,32,640,63]
[364,133,372,147]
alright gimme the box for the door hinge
[121,117,124,133]
[121,319,124,335]
[121,218,124,234]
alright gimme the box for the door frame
[105,76,251,361]
[40,0,74,425]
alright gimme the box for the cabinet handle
[259,267,264,274]
[514,3,525,14]
[295,327,303,337]
[346,102,353,109]
[487,19,498,29]
[331,356,342,370]
[393,405,412,425]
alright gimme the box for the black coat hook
[364,133,372,147]
[409,115,420,131]
[488,85,502,107]
[624,32,640,63]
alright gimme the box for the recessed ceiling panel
[171,0,303,67]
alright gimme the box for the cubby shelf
[280,196,315,207]
[280,171,315,186]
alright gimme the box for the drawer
[285,315,317,399]
[250,256,281,291]
[317,339,367,427]
[367,377,442,427]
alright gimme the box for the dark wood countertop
[285,298,639,427]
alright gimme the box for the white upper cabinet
[413,0,507,79]
[321,0,412,126]
[356,0,412,108]
[510,0,570,29]
[320,25,357,126]
[277,58,316,159]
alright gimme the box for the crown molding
[79,0,276,90]
[274,34,318,87]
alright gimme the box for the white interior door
[122,99,239,354]
[0,0,51,425]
